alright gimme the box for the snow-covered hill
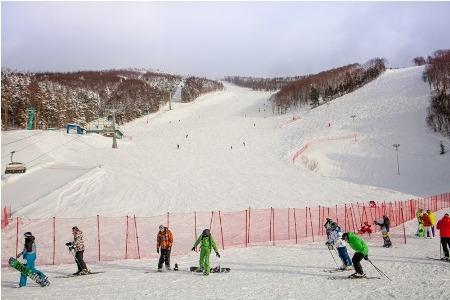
[1,66,449,218]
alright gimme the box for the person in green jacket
[342,232,369,278]
[191,229,220,275]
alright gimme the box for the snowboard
[54,271,105,278]
[190,266,230,273]
[382,231,392,248]
[9,257,50,287]
[328,275,380,280]
[418,224,425,238]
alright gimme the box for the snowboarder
[156,225,173,271]
[427,209,437,238]
[186,134,188,139]
[422,212,433,238]
[323,218,335,239]
[66,226,89,275]
[243,142,246,147]
[325,223,353,270]
[191,229,220,276]
[177,144,180,149]
[436,213,450,260]
[342,232,369,278]
[15,232,45,287]
[374,215,392,247]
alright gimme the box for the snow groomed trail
[3,67,448,219]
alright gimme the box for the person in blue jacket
[16,232,44,287]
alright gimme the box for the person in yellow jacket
[427,210,437,238]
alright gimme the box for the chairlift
[4,151,27,174]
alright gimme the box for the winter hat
[330,222,337,230]
[342,232,349,240]
[24,232,32,238]
[202,229,210,236]
[159,225,164,230]
[72,226,79,232]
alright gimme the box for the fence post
[309,207,314,242]
[248,207,251,244]
[209,211,214,230]
[97,215,101,261]
[15,217,19,258]
[400,207,407,244]
[335,205,338,226]
[133,215,141,259]
[293,208,298,244]
[125,216,129,259]
[218,211,225,250]
[52,217,56,265]
[194,211,198,242]
[344,204,348,231]
[245,210,248,248]
[269,208,272,242]
[318,205,321,236]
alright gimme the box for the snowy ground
[2,211,449,299]
[2,66,448,218]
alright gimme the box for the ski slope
[1,211,449,299]
[1,66,450,218]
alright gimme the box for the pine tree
[440,141,447,155]
[310,86,320,108]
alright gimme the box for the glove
[364,255,368,260]
[216,252,220,258]
[157,248,159,254]
[191,247,196,251]
[65,242,73,247]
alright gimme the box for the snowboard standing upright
[9,257,50,287]
[382,231,392,248]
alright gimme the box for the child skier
[191,229,220,276]
[325,223,353,270]
[15,232,45,287]
[156,225,173,271]
[66,226,89,275]
[422,212,433,238]
[436,213,450,260]
[342,232,369,278]
[427,210,437,238]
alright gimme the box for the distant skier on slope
[325,223,353,270]
[66,226,90,275]
[342,232,369,278]
[436,213,450,261]
[156,225,173,271]
[191,229,220,276]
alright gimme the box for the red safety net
[2,193,449,267]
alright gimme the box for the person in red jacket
[422,212,433,238]
[436,213,450,260]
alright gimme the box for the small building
[66,123,86,134]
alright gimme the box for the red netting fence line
[2,193,449,267]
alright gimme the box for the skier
[15,232,45,287]
[66,226,89,275]
[436,213,450,260]
[191,229,220,276]
[156,225,173,271]
[323,218,335,239]
[421,211,433,238]
[427,209,437,238]
[325,223,353,270]
[342,232,369,278]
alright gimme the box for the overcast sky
[2,1,450,78]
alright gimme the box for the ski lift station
[66,123,86,135]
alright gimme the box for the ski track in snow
[1,211,449,299]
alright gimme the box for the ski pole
[367,259,391,281]
[327,247,339,268]
[440,241,442,259]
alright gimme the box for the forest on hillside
[422,49,450,137]
[1,70,222,130]
[270,58,386,114]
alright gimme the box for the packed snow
[1,211,449,299]
[3,66,448,219]
[2,66,450,298]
